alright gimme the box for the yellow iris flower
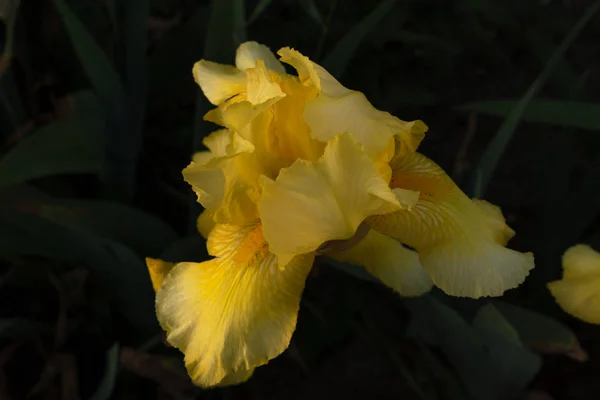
[146,42,534,387]
[548,244,600,324]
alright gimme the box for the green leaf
[0,184,177,257]
[248,0,274,25]
[90,342,120,400]
[41,200,178,258]
[457,99,600,131]
[322,0,398,78]
[470,0,600,197]
[492,301,587,361]
[148,9,206,92]
[405,296,541,400]
[52,0,135,199]
[204,0,246,64]
[52,0,126,115]
[0,194,157,336]
[415,343,469,400]
[299,0,325,29]
[0,91,104,189]
[122,0,150,191]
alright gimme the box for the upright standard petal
[368,152,534,298]
[260,133,410,268]
[236,41,286,74]
[547,244,600,324]
[193,61,246,105]
[330,229,433,297]
[156,222,314,387]
[245,60,286,106]
[277,47,427,158]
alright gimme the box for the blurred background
[1,0,600,399]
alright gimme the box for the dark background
[1,0,600,399]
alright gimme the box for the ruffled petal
[192,60,246,105]
[330,229,433,297]
[259,133,408,268]
[182,130,261,224]
[277,47,426,158]
[562,244,600,279]
[236,41,286,74]
[245,59,285,106]
[306,65,427,158]
[145,258,176,292]
[368,152,534,298]
[547,244,600,324]
[156,222,314,387]
[277,47,320,89]
[548,276,600,324]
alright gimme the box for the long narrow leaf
[0,91,104,188]
[247,0,274,25]
[458,99,600,131]
[122,0,150,198]
[471,1,600,196]
[322,0,397,78]
[52,0,134,199]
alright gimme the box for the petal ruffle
[331,229,433,297]
[562,244,600,279]
[368,152,534,298]
[192,61,246,105]
[260,133,411,268]
[277,47,426,158]
[183,130,261,224]
[245,59,285,106]
[547,244,600,324]
[156,222,314,387]
[236,41,286,74]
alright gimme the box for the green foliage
[1,0,599,398]
[0,91,104,188]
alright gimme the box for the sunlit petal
[260,133,406,268]
[307,65,428,158]
[192,60,246,105]
[183,130,261,224]
[156,222,314,387]
[245,60,285,106]
[236,41,286,74]
[368,152,534,298]
[330,229,433,297]
[277,47,320,89]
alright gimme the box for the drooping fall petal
[330,229,433,297]
[156,222,314,387]
[260,133,415,268]
[368,152,534,298]
[548,244,600,324]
